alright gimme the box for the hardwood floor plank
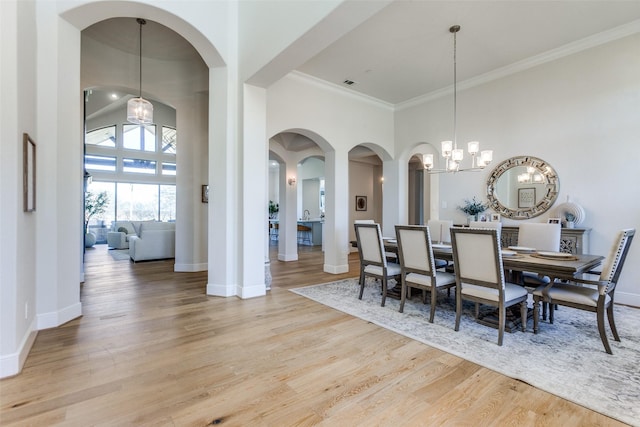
[0,244,628,426]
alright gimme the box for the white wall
[395,34,640,306]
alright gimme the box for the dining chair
[395,225,457,322]
[469,221,502,232]
[354,223,402,307]
[532,228,635,354]
[450,227,528,346]
[426,219,454,269]
[518,222,561,288]
[355,219,397,263]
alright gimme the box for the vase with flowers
[458,197,489,223]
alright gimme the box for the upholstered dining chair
[394,225,457,322]
[354,222,402,307]
[355,219,397,263]
[469,221,502,232]
[450,227,529,346]
[533,228,635,354]
[426,219,454,269]
[518,222,561,288]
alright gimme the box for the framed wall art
[23,133,36,212]
[355,195,367,211]
[518,187,535,209]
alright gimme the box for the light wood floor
[0,244,627,426]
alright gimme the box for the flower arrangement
[269,200,279,218]
[458,196,489,220]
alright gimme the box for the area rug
[109,249,130,261]
[291,278,640,426]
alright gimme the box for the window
[162,126,176,154]
[85,155,116,172]
[123,124,156,152]
[162,162,176,176]
[123,158,157,174]
[116,183,160,221]
[160,185,176,222]
[86,126,116,147]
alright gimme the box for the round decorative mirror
[486,156,559,219]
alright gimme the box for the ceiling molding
[286,71,395,111]
[396,19,640,112]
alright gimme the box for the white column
[322,148,349,274]
[278,160,299,261]
[238,84,267,298]
[382,158,406,237]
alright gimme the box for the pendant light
[424,25,493,173]
[127,18,153,124]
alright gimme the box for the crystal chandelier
[127,18,153,125]
[424,25,493,173]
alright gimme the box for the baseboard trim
[616,292,640,308]
[206,282,236,297]
[174,262,207,272]
[37,302,82,330]
[0,319,38,379]
[324,263,349,274]
[278,253,298,261]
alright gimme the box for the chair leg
[533,296,540,334]
[381,278,387,307]
[607,303,621,342]
[520,300,527,332]
[597,308,613,355]
[399,281,406,313]
[358,271,365,300]
[454,293,462,332]
[497,306,505,346]
[429,287,436,323]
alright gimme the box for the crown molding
[396,19,640,111]
[286,71,395,111]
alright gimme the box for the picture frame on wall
[202,185,209,203]
[518,187,535,208]
[23,133,36,212]
[355,195,367,211]
[490,213,501,222]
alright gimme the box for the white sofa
[106,220,140,249]
[128,221,176,262]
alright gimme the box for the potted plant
[85,191,109,247]
[268,200,279,219]
[458,197,489,222]
[565,212,576,229]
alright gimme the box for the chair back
[450,227,505,291]
[600,229,635,289]
[395,225,435,276]
[469,221,502,231]
[354,223,386,267]
[427,219,453,244]
[518,223,561,251]
[354,219,375,224]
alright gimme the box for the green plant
[85,191,109,232]
[458,197,489,218]
[269,200,279,216]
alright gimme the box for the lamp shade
[127,97,154,124]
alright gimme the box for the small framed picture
[202,185,209,203]
[518,187,536,208]
[547,218,561,224]
[355,195,367,211]
[490,213,500,222]
[23,133,36,212]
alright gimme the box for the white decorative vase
[85,232,96,248]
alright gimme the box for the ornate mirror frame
[486,155,559,219]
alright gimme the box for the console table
[500,226,591,254]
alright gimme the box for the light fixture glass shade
[480,150,493,164]
[467,141,479,154]
[423,154,434,169]
[127,97,154,124]
[452,148,464,162]
[441,140,453,157]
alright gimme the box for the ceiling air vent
[343,79,356,86]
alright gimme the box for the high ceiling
[82,2,640,162]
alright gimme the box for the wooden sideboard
[500,226,591,254]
